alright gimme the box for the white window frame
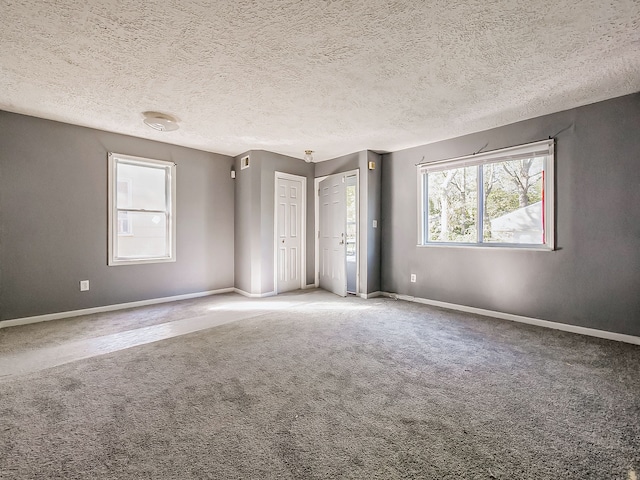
[108,153,177,265]
[417,139,555,250]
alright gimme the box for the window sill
[108,257,176,266]
[416,243,555,252]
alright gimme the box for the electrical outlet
[372,220,378,228]
[80,280,90,291]
[410,274,417,283]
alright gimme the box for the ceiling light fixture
[142,111,179,132]
[304,150,314,163]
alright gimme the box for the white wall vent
[240,155,250,170]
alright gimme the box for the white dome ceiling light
[142,111,179,132]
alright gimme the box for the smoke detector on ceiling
[142,111,179,132]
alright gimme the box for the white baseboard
[233,288,276,298]
[360,291,382,299]
[0,288,235,330]
[381,292,640,346]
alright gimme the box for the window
[108,153,176,265]
[418,139,554,249]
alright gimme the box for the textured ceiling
[1,0,639,162]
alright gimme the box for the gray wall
[315,150,382,295]
[234,150,314,295]
[4,94,638,336]
[381,93,640,336]
[0,111,235,320]
[233,151,262,294]
[366,151,382,294]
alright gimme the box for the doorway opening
[345,174,357,294]
[315,170,359,297]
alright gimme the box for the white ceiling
[1,0,639,162]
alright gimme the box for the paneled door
[319,173,347,297]
[275,173,305,293]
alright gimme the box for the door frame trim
[274,171,307,295]
[314,169,360,294]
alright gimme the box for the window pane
[428,166,478,242]
[117,211,132,235]
[346,183,357,258]
[117,180,131,208]
[483,157,544,244]
[117,162,167,211]
[115,212,168,259]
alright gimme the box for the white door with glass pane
[319,173,347,297]
[275,173,305,293]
